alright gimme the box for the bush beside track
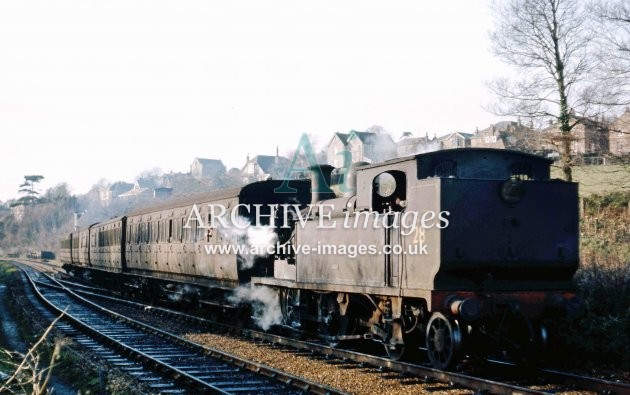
[552,191,630,373]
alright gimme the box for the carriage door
[372,170,407,287]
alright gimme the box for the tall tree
[17,175,44,205]
[489,0,626,181]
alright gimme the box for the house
[471,121,544,154]
[190,158,226,179]
[542,116,609,160]
[118,183,150,198]
[347,131,397,164]
[326,130,397,167]
[397,132,440,157]
[439,132,473,149]
[241,154,291,183]
[99,181,134,206]
[609,109,630,157]
[471,124,508,149]
[327,132,350,168]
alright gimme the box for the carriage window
[191,220,198,242]
[181,218,185,242]
[372,170,407,213]
[168,219,173,242]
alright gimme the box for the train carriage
[90,217,126,272]
[59,233,72,263]
[63,180,310,303]
[76,227,91,266]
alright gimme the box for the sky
[0,1,510,202]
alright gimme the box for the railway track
[16,260,630,394]
[53,274,630,395]
[14,262,346,395]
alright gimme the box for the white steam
[216,216,278,269]
[228,284,282,330]
[413,138,440,154]
[163,284,199,303]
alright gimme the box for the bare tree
[488,0,627,181]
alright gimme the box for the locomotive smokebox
[309,164,336,204]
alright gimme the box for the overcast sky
[0,1,509,202]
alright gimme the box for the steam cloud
[413,139,440,154]
[216,216,278,269]
[228,284,282,330]
[164,284,199,303]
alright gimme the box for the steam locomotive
[60,148,584,369]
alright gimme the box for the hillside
[551,164,630,196]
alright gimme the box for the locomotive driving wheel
[426,312,462,370]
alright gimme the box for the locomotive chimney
[309,164,335,204]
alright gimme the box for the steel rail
[54,268,630,395]
[60,280,553,395]
[20,265,345,395]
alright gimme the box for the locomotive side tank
[254,148,582,368]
